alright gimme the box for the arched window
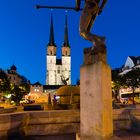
[57,67,60,74]
[50,51,52,55]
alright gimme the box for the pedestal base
[80,45,113,140]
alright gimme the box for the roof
[129,56,140,65]
[56,85,80,96]
[32,81,41,86]
[48,14,56,47]
[56,59,62,65]
[63,14,70,47]
[43,85,62,90]
[10,64,17,70]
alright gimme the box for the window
[34,88,39,92]
[58,70,60,73]
[50,51,52,55]
[57,67,60,74]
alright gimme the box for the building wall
[46,56,56,85]
[62,56,71,85]
[56,65,63,85]
[7,73,22,85]
[30,85,43,94]
[46,55,71,85]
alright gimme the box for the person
[76,0,107,46]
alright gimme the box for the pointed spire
[48,13,56,46]
[63,13,70,47]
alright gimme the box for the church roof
[48,14,56,47]
[56,59,62,65]
[63,14,70,47]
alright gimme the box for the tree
[11,85,24,106]
[19,83,30,95]
[123,68,140,104]
[0,69,11,98]
[0,69,30,105]
[112,69,125,102]
[0,70,9,91]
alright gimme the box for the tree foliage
[0,69,30,105]
[123,68,140,104]
[112,69,125,102]
[0,69,11,93]
[124,68,140,88]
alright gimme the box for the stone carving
[61,75,69,85]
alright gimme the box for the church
[27,14,72,103]
[46,14,71,85]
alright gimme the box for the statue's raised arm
[98,0,107,14]
[79,0,108,47]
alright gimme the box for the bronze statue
[76,0,107,47]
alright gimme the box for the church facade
[46,14,71,85]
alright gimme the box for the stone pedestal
[80,46,113,140]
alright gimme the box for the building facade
[7,64,22,85]
[46,14,71,85]
[120,56,140,75]
[113,56,140,103]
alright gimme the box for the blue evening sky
[0,0,140,84]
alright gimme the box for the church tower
[46,14,57,85]
[62,14,71,85]
[46,14,71,85]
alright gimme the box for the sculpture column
[80,44,113,140]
